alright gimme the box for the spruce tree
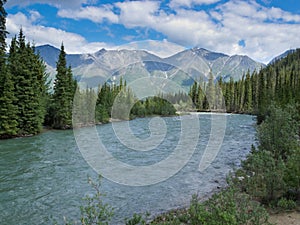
[0,0,19,137]
[206,71,215,110]
[52,44,77,129]
[243,70,252,112]
[7,31,48,135]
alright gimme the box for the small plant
[80,176,114,225]
[276,197,297,211]
[188,187,272,225]
[125,213,146,225]
[61,175,113,225]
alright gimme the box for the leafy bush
[276,198,297,211]
[188,187,271,225]
[125,213,147,225]
[238,149,287,203]
[257,104,299,161]
[80,176,114,225]
[235,104,300,205]
[63,176,113,225]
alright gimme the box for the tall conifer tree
[8,30,47,135]
[52,44,77,129]
[0,0,18,137]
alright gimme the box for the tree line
[189,49,300,120]
[73,78,177,128]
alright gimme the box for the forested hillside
[189,49,300,118]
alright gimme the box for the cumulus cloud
[210,0,300,62]
[57,5,118,23]
[6,12,112,54]
[115,1,160,28]
[109,0,300,63]
[169,0,220,8]
[5,0,91,9]
[5,11,184,58]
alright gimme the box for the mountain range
[36,45,265,90]
[268,49,296,65]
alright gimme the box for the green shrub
[125,213,146,225]
[79,176,114,225]
[276,197,297,211]
[188,187,271,225]
[239,149,287,203]
[62,176,113,225]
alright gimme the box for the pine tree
[0,0,7,71]
[9,31,48,135]
[243,70,252,112]
[52,44,77,129]
[206,71,215,110]
[0,0,19,137]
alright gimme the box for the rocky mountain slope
[36,45,265,89]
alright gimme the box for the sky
[4,0,300,63]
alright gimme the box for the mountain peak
[191,47,228,61]
[95,48,107,57]
[192,47,210,53]
[36,44,60,51]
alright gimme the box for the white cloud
[57,5,118,23]
[170,0,220,8]
[109,0,300,63]
[115,1,160,28]
[6,12,112,54]
[5,0,91,9]
[210,0,300,62]
[5,11,184,58]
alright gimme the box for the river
[0,113,256,224]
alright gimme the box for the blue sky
[4,0,300,63]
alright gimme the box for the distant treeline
[73,79,176,127]
[189,49,300,120]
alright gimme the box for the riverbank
[269,211,300,225]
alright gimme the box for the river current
[0,113,256,224]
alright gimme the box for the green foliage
[63,176,113,225]
[0,5,18,138]
[235,104,300,206]
[94,79,177,124]
[51,44,77,129]
[284,145,300,191]
[125,213,147,225]
[80,176,114,225]
[131,96,176,118]
[188,187,271,225]
[276,197,297,211]
[257,104,299,160]
[188,73,225,111]
[0,68,18,137]
[238,149,287,203]
[0,30,48,137]
[188,49,300,115]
